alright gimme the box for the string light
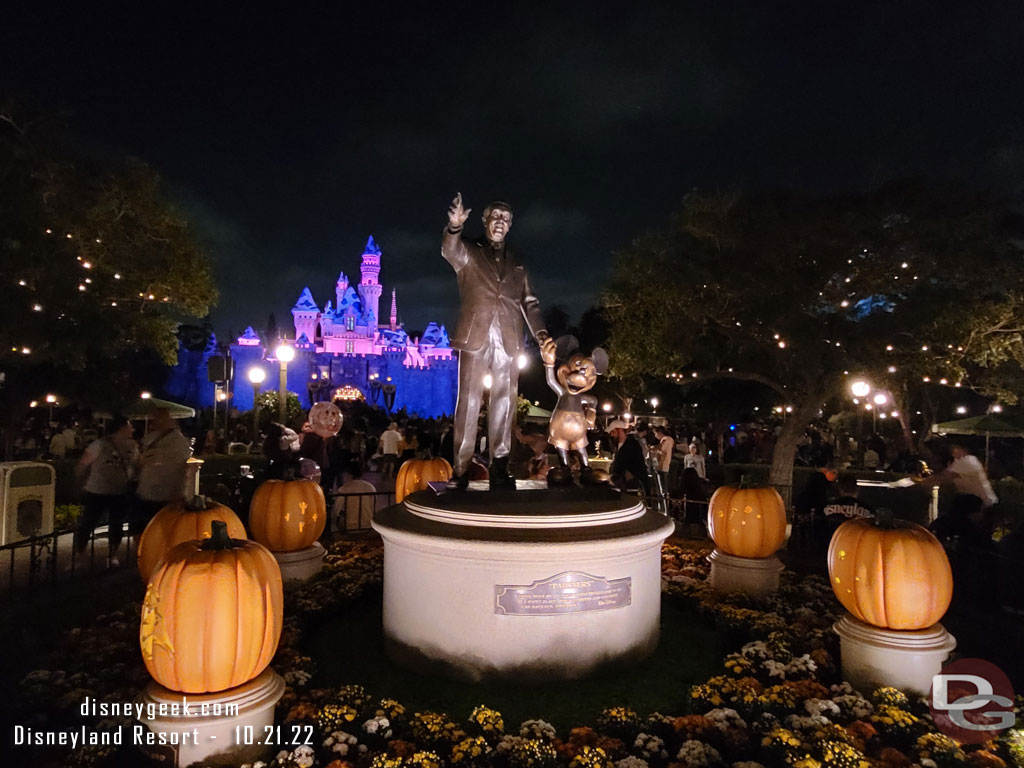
[18,280,26,287]
[21,347,31,355]
[32,304,42,312]
[887,366,896,373]
[114,273,121,279]
[78,285,86,292]
[939,378,948,385]
[840,300,849,307]
[921,345,929,351]
[65,233,72,239]
[922,376,930,382]
[81,261,92,269]
[778,341,786,348]
[885,345,893,351]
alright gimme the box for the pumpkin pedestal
[136,667,284,767]
[833,613,956,696]
[272,541,325,587]
[707,548,784,596]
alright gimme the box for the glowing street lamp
[850,380,871,398]
[45,393,58,423]
[872,392,888,406]
[247,367,266,440]
[650,397,659,411]
[275,344,295,422]
[601,402,612,412]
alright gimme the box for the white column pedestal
[136,668,285,767]
[373,488,675,682]
[707,548,783,596]
[833,613,956,696]
[273,542,325,588]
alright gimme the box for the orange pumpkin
[249,476,326,552]
[828,511,952,630]
[140,520,282,694]
[395,457,453,502]
[707,484,787,558]
[137,495,246,582]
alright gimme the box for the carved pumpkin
[137,495,247,582]
[828,511,952,630]
[249,476,326,551]
[707,484,787,558]
[395,457,453,502]
[140,521,282,694]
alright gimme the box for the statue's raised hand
[448,192,471,230]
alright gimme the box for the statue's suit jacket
[441,227,547,354]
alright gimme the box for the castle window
[346,315,355,331]
[346,341,354,354]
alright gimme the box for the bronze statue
[443,193,555,490]
[542,337,609,486]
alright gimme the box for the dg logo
[930,658,1016,744]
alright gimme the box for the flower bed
[16,539,1024,768]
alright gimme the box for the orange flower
[388,739,418,758]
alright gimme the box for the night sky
[5,3,1024,340]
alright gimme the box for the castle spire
[390,288,398,331]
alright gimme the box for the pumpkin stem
[202,520,237,550]
[875,508,897,529]
[185,494,208,512]
[282,464,297,482]
[738,474,749,490]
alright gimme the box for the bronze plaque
[495,571,631,615]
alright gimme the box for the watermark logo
[929,658,1015,743]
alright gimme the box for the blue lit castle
[167,237,457,418]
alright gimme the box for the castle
[166,236,458,418]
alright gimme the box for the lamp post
[45,393,57,424]
[248,367,266,443]
[275,344,295,423]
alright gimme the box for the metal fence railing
[0,522,138,600]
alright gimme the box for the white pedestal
[372,487,675,682]
[136,668,285,767]
[273,542,325,587]
[833,613,956,696]
[707,548,783,596]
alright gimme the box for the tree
[0,103,217,418]
[605,182,1024,491]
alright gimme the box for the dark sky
[4,3,1024,339]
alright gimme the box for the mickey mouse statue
[541,336,610,486]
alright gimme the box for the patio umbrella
[932,414,1024,470]
[96,397,196,420]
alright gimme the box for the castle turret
[335,272,349,310]
[389,288,398,331]
[358,235,383,331]
[291,286,320,343]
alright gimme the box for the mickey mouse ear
[555,335,579,361]
[591,347,609,375]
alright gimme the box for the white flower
[732,762,765,768]
[633,733,668,760]
[784,654,818,677]
[832,694,874,719]
[616,757,650,768]
[804,699,841,719]
[519,719,558,741]
[740,641,771,662]
[324,729,359,755]
[363,715,393,738]
[704,708,747,732]
[761,659,788,679]
[677,739,722,768]
[920,760,938,768]
[784,714,830,733]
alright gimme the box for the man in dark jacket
[608,420,650,494]
[443,193,554,490]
